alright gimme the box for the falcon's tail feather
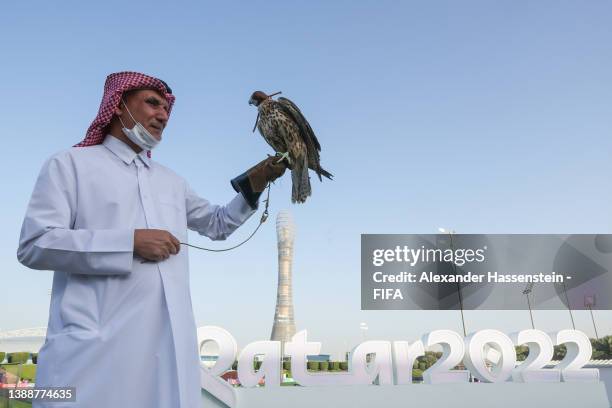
[292,155,311,204]
[316,166,333,181]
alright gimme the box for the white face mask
[118,100,160,151]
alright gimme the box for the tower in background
[270,210,297,351]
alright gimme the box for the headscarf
[75,71,175,156]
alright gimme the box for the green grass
[0,365,36,382]
[0,364,36,407]
[0,396,32,407]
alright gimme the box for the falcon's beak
[248,98,255,106]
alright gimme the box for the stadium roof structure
[0,327,47,353]
[0,327,47,340]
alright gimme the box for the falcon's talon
[275,151,291,165]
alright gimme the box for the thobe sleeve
[185,181,256,241]
[17,153,134,275]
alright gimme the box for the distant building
[270,211,297,353]
[0,327,46,355]
[306,354,331,362]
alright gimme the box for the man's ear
[114,102,124,116]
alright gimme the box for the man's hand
[230,156,288,210]
[134,229,181,262]
[247,156,288,193]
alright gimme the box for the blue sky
[1,1,611,357]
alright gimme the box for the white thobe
[17,135,255,407]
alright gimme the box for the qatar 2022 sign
[196,327,608,408]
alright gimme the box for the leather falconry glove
[231,156,288,209]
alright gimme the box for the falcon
[248,91,333,203]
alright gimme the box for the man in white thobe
[17,71,286,407]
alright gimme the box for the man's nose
[157,109,169,125]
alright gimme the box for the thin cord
[140,183,272,263]
[179,183,271,252]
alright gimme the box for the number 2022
[415,329,598,384]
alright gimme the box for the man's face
[118,89,170,140]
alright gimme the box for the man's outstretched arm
[186,156,287,240]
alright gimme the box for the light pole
[559,280,576,330]
[438,228,467,337]
[359,322,368,343]
[523,283,535,329]
[585,295,599,340]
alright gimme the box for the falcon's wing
[276,96,321,156]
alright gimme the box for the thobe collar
[103,135,151,168]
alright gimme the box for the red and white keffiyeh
[75,71,175,155]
